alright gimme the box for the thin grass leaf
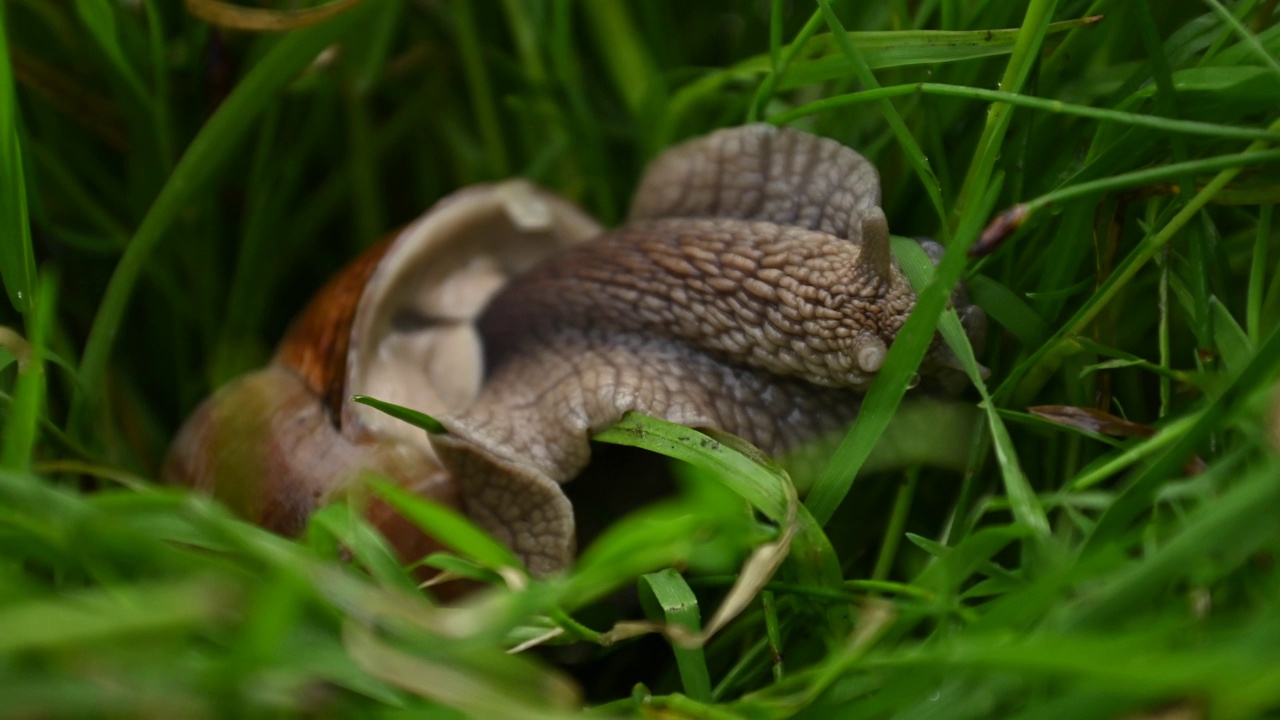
[638,569,712,701]
[812,0,949,239]
[1004,115,1280,405]
[351,394,445,434]
[964,274,1049,347]
[1247,204,1272,343]
[0,8,36,316]
[913,525,1034,597]
[952,0,1058,226]
[771,85,1280,141]
[1072,453,1280,628]
[595,414,790,521]
[806,178,1000,527]
[776,17,1103,90]
[671,16,1096,142]
[365,476,523,575]
[72,0,147,101]
[307,502,420,595]
[453,0,508,178]
[0,577,231,652]
[1200,0,1280,79]
[1087,321,1280,551]
[1,274,53,470]
[76,0,386,419]
[343,622,581,717]
[1209,296,1253,377]
[1067,413,1200,491]
[894,236,1048,537]
[418,552,504,585]
[580,0,661,129]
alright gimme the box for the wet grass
[2,0,1280,717]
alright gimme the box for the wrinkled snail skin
[430,124,987,576]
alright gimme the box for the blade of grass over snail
[306,502,420,594]
[366,477,523,576]
[351,395,447,435]
[804,176,1001,527]
[595,414,846,635]
[891,236,1048,538]
[596,414,792,523]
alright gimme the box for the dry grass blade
[185,0,367,32]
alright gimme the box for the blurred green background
[2,0,1280,717]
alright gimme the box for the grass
[3,0,1280,717]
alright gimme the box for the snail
[166,124,987,577]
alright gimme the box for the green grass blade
[768,83,1280,141]
[775,17,1101,90]
[638,568,712,701]
[453,0,508,178]
[0,7,37,316]
[307,503,420,595]
[581,0,661,128]
[805,178,999,527]
[0,577,229,653]
[75,0,385,421]
[1002,116,1280,405]
[351,395,446,434]
[812,0,948,239]
[365,476,523,575]
[952,0,1058,226]
[595,414,790,522]
[1071,453,1280,629]
[72,0,148,101]
[1085,321,1280,551]
[1201,0,1280,79]
[893,237,1048,537]
[1247,204,1272,343]
[1,274,53,470]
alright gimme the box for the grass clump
[3,0,1280,717]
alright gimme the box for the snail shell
[164,181,602,559]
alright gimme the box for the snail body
[167,125,987,578]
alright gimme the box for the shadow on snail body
[164,124,987,580]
